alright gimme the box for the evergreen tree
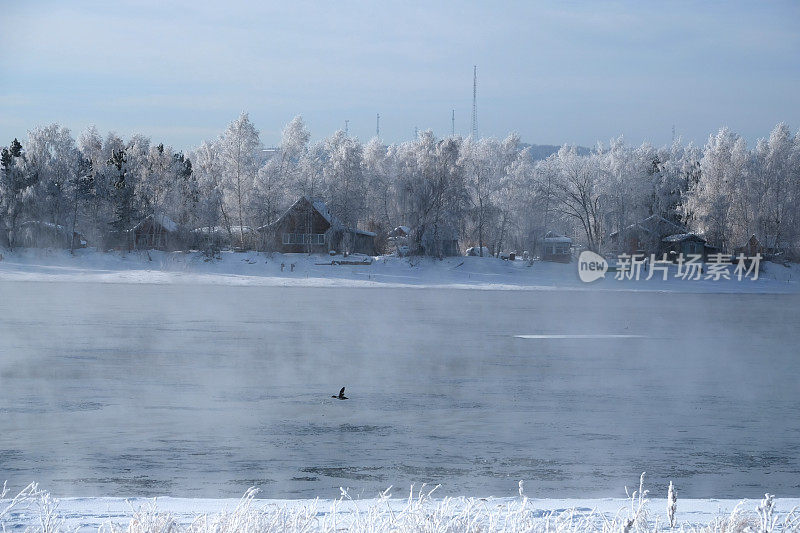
[107,148,137,247]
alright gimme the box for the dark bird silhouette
[332,387,348,400]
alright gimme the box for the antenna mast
[376,113,380,138]
[471,65,478,139]
[344,120,349,136]
[451,109,455,136]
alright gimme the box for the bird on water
[332,387,348,400]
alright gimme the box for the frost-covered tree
[107,146,137,244]
[190,140,227,252]
[219,113,262,247]
[172,152,197,229]
[396,131,468,257]
[76,126,108,244]
[550,145,604,251]
[0,138,36,249]
[250,116,311,230]
[363,138,397,252]
[460,137,499,255]
[137,143,174,220]
[323,130,365,230]
[684,127,750,248]
[25,124,81,231]
[752,123,798,250]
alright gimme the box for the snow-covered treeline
[2,115,799,258]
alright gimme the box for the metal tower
[471,65,478,139]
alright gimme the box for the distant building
[130,214,181,251]
[388,226,411,240]
[735,234,764,257]
[18,221,87,249]
[540,231,572,262]
[660,233,707,261]
[387,226,412,255]
[259,197,376,255]
[608,215,685,256]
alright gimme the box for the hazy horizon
[2,0,799,151]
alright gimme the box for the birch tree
[219,113,262,248]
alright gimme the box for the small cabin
[540,231,572,262]
[608,215,685,256]
[259,197,376,255]
[735,234,763,257]
[660,233,707,261]
[388,226,411,239]
[18,221,87,249]
[130,214,181,251]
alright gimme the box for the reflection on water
[0,282,798,499]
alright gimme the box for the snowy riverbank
[0,248,797,293]
[2,484,799,532]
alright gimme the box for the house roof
[542,231,572,243]
[259,197,376,237]
[662,232,706,243]
[388,225,411,238]
[131,214,178,233]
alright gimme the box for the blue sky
[1,0,799,151]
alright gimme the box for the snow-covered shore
[0,248,798,293]
[2,487,799,532]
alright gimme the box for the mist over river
[0,282,798,499]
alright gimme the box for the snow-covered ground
[0,248,797,292]
[2,485,799,532]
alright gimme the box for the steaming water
[0,281,798,499]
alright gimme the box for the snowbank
[0,248,798,293]
[2,483,799,532]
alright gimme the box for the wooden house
[387,226,412,255]
[608,215,685,256]
[18,221,87,249]
[660,233,707,261]
[420,225,460,257]
[540,231,572,262]
[735,234,764,257]
[130,214,181,251]
[259,197,376,255]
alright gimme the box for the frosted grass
[2,475,799,532]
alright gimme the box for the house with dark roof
[608,215,685,256]
[258,197,376,255]
[130,214,182,251]
[540,231,572,262]
[660,232,707,261]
